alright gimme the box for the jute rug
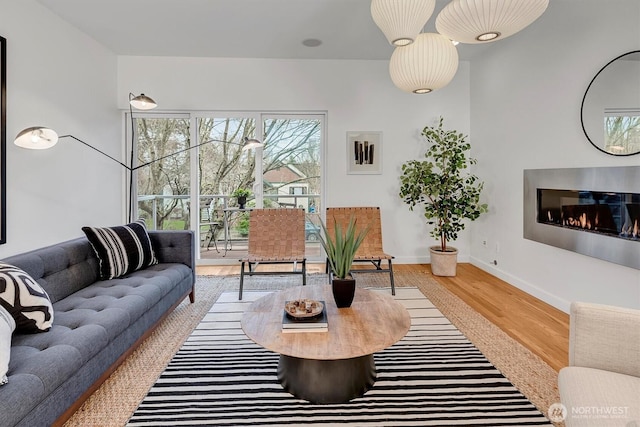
[64,272,560,426]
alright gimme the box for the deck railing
[137,193,321,232]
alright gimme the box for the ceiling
[35,0,497,61]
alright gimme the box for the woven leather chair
[238,208,307,299]
[325,207,395,295]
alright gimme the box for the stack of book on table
[282,300,328,333]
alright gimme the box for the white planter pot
[429,246,458,276]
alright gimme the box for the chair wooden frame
[239,208,307,300]
[325,207,395,295]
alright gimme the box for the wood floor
[196,262,570,372]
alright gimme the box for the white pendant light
[371,0,436,47]
[389,33,459,94]
[436,0,549,44]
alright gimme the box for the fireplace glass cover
[537,189,639,241]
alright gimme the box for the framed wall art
[346,131,382,175]
[0,36,6,244]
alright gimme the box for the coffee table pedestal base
[278,354,376,404]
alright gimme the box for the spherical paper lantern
[371,0,436,46]
[436,0,549,44]
[389,33,459,94]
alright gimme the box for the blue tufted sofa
[0,230,195,427]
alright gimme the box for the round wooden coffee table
[241,284,411,403]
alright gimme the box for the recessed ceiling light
[302,38,322,47]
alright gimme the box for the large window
[198,116,257,197]
[196,115,258,257]
[129,111,324,264]
[133,114,191,231]
[262,116,321,215]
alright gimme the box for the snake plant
[318,216,369,279]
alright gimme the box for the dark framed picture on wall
[346,131,382,174]
[1,36,6,244]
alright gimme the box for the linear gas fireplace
[524,166,640,270]
[538,189,639,240]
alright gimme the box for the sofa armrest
[569,302,640,378]
[148,230,195,276]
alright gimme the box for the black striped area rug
[127,287,552,426]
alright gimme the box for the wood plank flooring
[426,263,569,372]
[196,263,570,372]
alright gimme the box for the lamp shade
[436,0,549,44]
[371,0,436,46]
[14,126,59,149]
[389,33,459,94]
[129,93,157,110]
[242,138,264,151]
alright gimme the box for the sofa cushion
[559,366,640,426]
[0,262,54,333]
[82,219,158,280]
[0,305,15,386]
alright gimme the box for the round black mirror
[581,50,640,156]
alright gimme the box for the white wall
[0,0,122,258]
[470,0,640,311]
[117,56,472,264]
[7,0,636,313]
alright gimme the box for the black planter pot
[332,277,356,308]
[237,196,247,209]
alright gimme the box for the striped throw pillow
[0,262,54,333]
[82,219,158,280]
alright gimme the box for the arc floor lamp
[14,93,263,222]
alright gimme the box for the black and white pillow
[0,262,54,333]
[82,219,158,280]
[0,305,15,386]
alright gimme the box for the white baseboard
[392,253,472,265]
[390,255,570,313]
[470,257,571,313]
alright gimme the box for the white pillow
[0,305,15,386]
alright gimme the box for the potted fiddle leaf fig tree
[399,117,487,276]
[318,216,369,308]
